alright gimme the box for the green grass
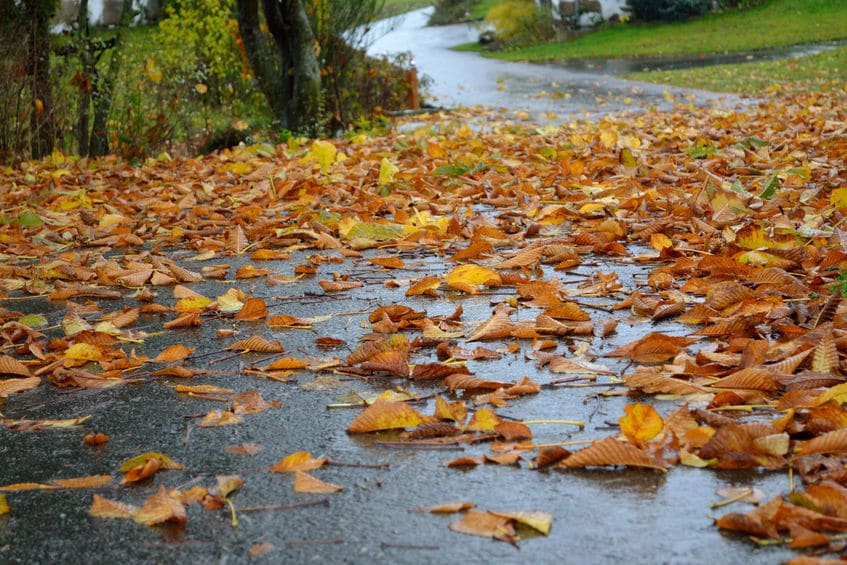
[485,0,847,62]
[624,45,847,96]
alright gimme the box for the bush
[483,0,554,47]
[429,0,475,25]
[627,0,711,21]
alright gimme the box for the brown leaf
[225,336,284,353]
[448,510,517,544]
[0,355,32,378]
[558,437,666,471]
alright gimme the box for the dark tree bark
[236,0,322,133]
[26,0,56,159]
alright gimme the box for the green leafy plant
[483,0,555,46]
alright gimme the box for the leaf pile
[0,89,846,557]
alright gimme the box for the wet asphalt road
[0,9,799,565]
[367,8,746,121]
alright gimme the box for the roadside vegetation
[625,44,847,96]
[448,0,846,96]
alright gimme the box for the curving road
[368,8,745,120]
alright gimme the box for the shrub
[429,0,475,25]
[483,0,555,46]
[627,0,711,21]
[154,0,251,104]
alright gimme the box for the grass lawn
[624,44,847,96]
[482,0,847,62]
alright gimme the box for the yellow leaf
[831,187,847,209]
[445,265,502,294]
[600,129,618,148]
[379,157,399,185]
[650,233,673,251]
[175,295,213,313]
[619,403,663,444]
[0,494,9,515]
[467,408,501,431]
[310,140,337,174]
[216,288,245,313]
[490,510,553,535]
[119,452,185,473]
[144,57,163,82]
[64,343,102,362]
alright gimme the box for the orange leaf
[605,333,698,363]
[0,376,41,397]
[153,344,195,363]
[369,256,405,269]
[318,279,363,292]
[235,297,268,320]
[90,494,137,520]
[347,399,424,433]
[0,355,32,377]
[448,510,517,544]
[269,451,327,473]
[558,437,666,470]
[262,357,308,371]
[411,501,475,513]
[406,276,442,297]
[225,443,263,456]
[133,485,187,526]
[293,471,343,493]
[122,457,163,484]
[0,494,9,516]
[235,265,271,279]
[225,336,284,353]
[50,475,112,489]
[199,409,242,427]
[466,310,514,342]
[619,404,663,445]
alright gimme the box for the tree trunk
[277,0,321,133]
[89,0,134,156]
[27,0,55,159]
[236,0,322,133]
[236,0,285,124]
[75,0,91,156]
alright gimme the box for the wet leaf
[411,501,474,513]
[293,471,343,493]
[133,486,187,526]
[448,510,517,544]
[347,400,425,433]
[269,451,327,473]
[619,403,664,445]
[90,494,137,520]
[153,344,195,363]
